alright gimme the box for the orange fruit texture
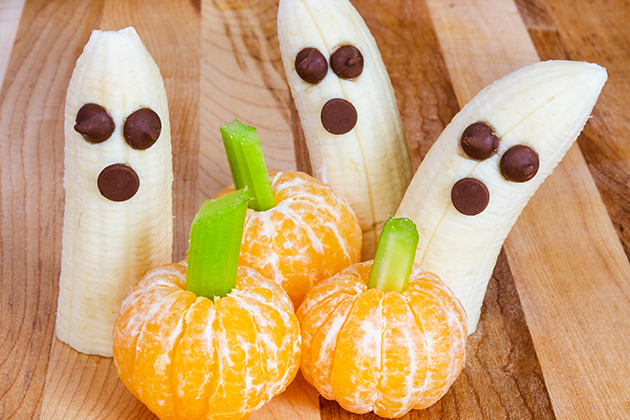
[297,261,467,418]
[112,260,301,420]
[218,171,363,308]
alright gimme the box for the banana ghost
[278,0,413,260]
[396,60,607,333]
[56,27,173,356]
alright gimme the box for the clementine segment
[132,288,197,419]
[377,292,428,415]
[330,288,383,413]
[113,262,301,420]
[405,273,467,409]
[209,294,264,416]
[220,171,362,307]
[173,297,216,419]
[113,263,189,402]
[297,261,467,418]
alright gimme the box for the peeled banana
[396,60,607,333]
[56,27,173,356]
[277,0,413,259]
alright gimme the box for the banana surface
[396,60,607,333]
[278,0,413,259]
[57,27,173,356]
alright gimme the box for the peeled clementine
[219,171,362,307]
[112,260,301,420]
[297,260,467,418]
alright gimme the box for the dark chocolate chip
[97,164,140,202]
[74,103,115,143]
[461,122,499,160]
[500,145,539,182]
[124,108,162,150]
[295,48,328,84]
[330,45,364,79]
[321,98,358,135]
[451,178,489,216]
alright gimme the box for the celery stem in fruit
[220,119,276,212]
[186,188,250,300]
[368,217,419,293]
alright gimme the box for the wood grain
[40,340,151,420]
[199,0,297,201]
[507,144,630,418]
[34,1,200,419]
[520,0,630,261]
[515,0,630,415]
[0,2,101,417]
[1,0,629,419]
[424,0,630,418]
[0,0,25,88]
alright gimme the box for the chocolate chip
[295,48,328,84]
[97,164,139,202]
[74,103,115,143]
[461,122,499,160]
[124,108,161,150]
[500,145,539,182]
[330,45,364,79]
[451,178,489,216]
[321,98,358,135]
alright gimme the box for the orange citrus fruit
[218,171,362,307]
[297,260,467,418]
[113,260,301,420]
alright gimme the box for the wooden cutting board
[2,0,630,419]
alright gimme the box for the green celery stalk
[186,187,250,300]
[368,217,419,293]
[220,119,276,212]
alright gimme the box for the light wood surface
[427,0,630,418]
[1,0,629,419]
[0,0,25,86]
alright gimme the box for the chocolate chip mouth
[321,98,358,135]
[97,163,140,202]
[451,177,489,216]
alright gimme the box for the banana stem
[220,120,276,212]
[186,188,250,300]
[368,217,419,293]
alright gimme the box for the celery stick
[220,120,276,212]
[186,188,250,300]
[368,217,419,293]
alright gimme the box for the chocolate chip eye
[500,145,539,182]
[124,108,162,150]
[74,103,115,143]
[451,178,489,216]
[295,48,328,84]
[321,98,358,135]
[330,45,364,79]
[97,163,140,202]
[461,122,499,160]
